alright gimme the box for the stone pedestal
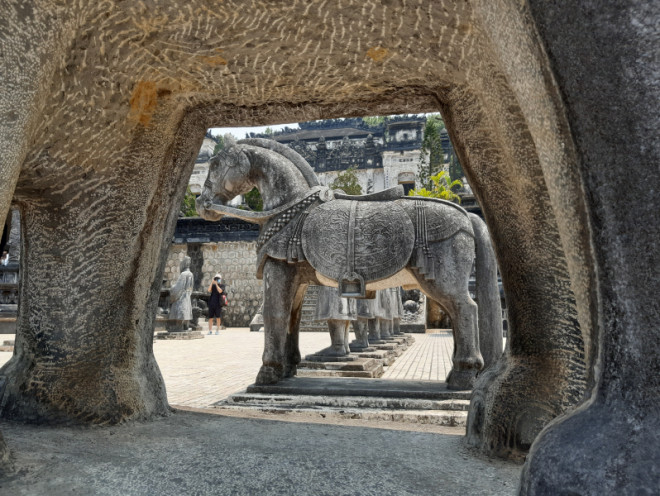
[249,311,263,332]
[352,348,397,366]
[0,340,14,352]
[297,356,384,378]
[155,330,204,340]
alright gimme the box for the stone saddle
[301,199,414,296]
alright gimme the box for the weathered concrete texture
[0,412,522,496]
[519,1,660,494]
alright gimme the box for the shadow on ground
[0,409,521,495]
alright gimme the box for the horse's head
[196,135,254,221]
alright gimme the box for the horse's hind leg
[257,258,300,385]
[419,282,483,389]
[444,294,483,389]
[415,234,484,390]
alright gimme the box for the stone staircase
[214,377,472,427]
[299,285,327,332]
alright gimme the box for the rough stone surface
[0,429,8,471]
[517,1,660,493]
[0,2,654,492]
[0,412,521,496]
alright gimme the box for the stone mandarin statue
[167,256,194,332]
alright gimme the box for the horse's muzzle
[195,196,223,221]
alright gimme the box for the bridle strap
[204,186,332,225]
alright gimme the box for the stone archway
[0,1,656,492]
[0,0,590,445]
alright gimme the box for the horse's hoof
[446,369,478,390]
[255,365,282,385]
[315,346,349,358]
[283,364,297,378]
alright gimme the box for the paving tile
[0,329,456,409]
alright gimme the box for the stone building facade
[256,117,443,195]
[187,133,217,195]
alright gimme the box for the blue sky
[209,123,298,140]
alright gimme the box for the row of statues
[313,286,405,357]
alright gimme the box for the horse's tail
[469,213,503,371]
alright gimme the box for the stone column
[519,2,660,493]
[450,83,588,459]
[449,0,600,460]
[0,108,205,424]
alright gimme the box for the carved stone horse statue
[197,137,503,390]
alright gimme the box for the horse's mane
[238,138,320,187]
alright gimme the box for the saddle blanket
[302,199,415,284]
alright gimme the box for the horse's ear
[237,150,251,173]
[224,134,236,148]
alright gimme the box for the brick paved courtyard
[0,328,455,409]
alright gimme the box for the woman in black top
[207,274,225,334]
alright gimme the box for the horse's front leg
[284,281,307,378]
[256,258,300,385]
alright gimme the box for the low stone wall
[163,241,262,327]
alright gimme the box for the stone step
[296,368,384,378]
[352,349,396,366]
[299,356,380,371]
[297,356,384,378]
[246,377,472,400]
[213,403,468,427]
[225,393,470,412]
[155,330,205,340]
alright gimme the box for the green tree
[180,187,198,217]
[418,114,446,188]
[213,135,225,155]
[330,166,363,195]
[409,171,462,204]
[244,187,263,211]
[264,127,274,136]
[448,152,464,183]
[361,116,385,127]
